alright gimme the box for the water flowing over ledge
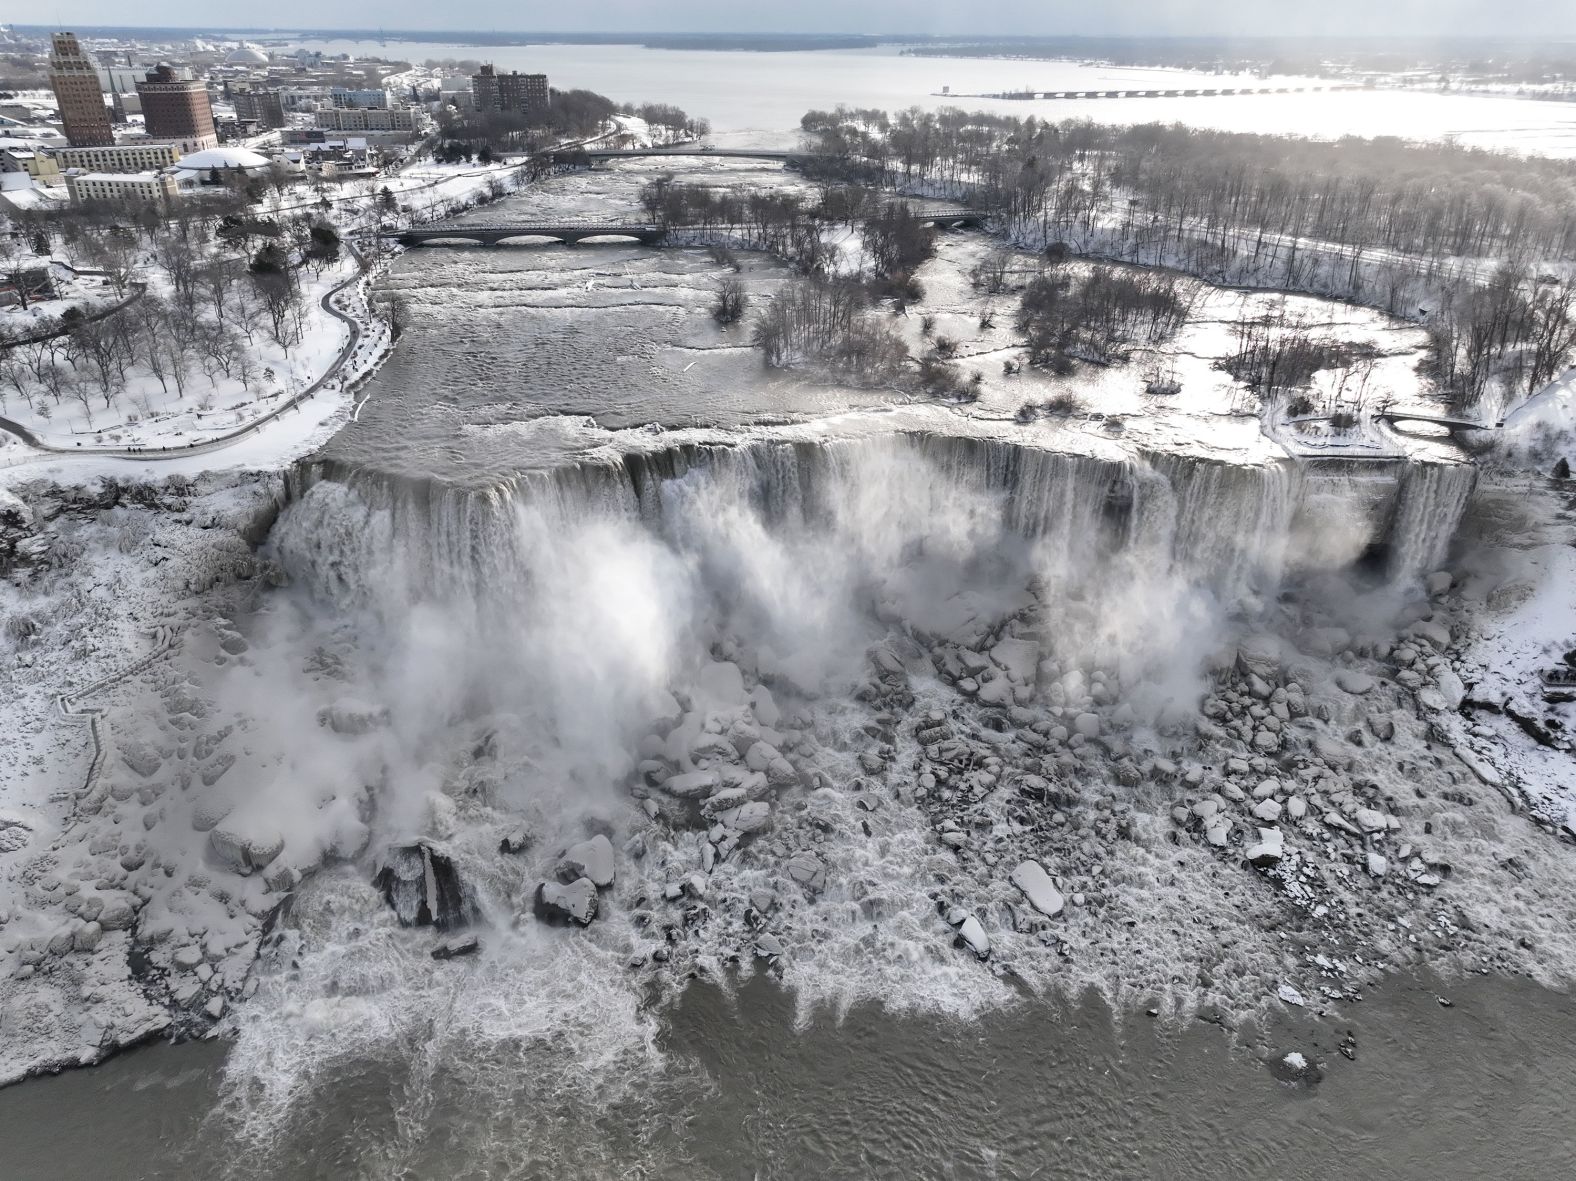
[275,428,1476,613]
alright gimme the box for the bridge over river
[946,84,1360,101]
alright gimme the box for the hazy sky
[26,1,1576,38]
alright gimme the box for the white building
[170,144,272,187]
[51,142,181,172]
[64,169,179,206]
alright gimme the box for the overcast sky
[28,0,1576,38]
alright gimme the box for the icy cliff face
[275,431,1466,618]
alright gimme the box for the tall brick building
[471,64,549,121]
[136,65,217,152]
[49,32,115,147]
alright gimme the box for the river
[286,38,1576,157]
[2,971,1572,1179]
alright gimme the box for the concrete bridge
[581,147,804,162]
[398,222,667,246]
[1377,409,1504,433]
[396,206,987,247]
[947,84,1354,102]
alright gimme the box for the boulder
[190,794,234,833]
[990,637,1041,684]
[1433,668,1466,710]
[700,788,749,819]
[1334,670,1377,696]
[719,801,771,834]
[374,842,477,931]
[662,770,721,799]
[1354,807,1388,833]
[432,934,480,960]
[748,685,781,728]
[1302,627,1351,657]
[209,817,285,875]
[745,742,780,773]
[1073,712,1101,738]
[784,851,826,891]
[1406,619,1452,652]
[1009,860,1065,918]
[1236,635,1282,679]
[957,915,991,959]
[534,878,598,926]
[499,826,532,854]
[1245,827,1284,867]
[558,834,616,888]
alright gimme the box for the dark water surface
[4,971,1573,1180]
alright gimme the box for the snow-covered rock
[957,915,991,959]
[209,816,284,874]
[1246,827,1284,866]
[534,878,598,926]
[558,834,615,888]
[1009,860,1065,918]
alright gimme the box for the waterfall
[271,435,1474,615]
[1387,459,1478,580]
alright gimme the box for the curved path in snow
[0,247,383,466]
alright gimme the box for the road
[0,246,375,465]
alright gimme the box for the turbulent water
[6,971,1576,1180]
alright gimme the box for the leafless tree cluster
[1424,266,1576,410]
[712,277,748,325]
[1218,310,1363,398]
[634,103,711,144]
[640,178,831,273]
[0,208,331,425]
[1017,263,1195,367]
[800,106,1576,404]
[640,178,937,290]
[752,279,908,382]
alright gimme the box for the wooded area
[799,108,1576,411]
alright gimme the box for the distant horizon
[11,24,1576,44]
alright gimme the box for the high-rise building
[136,65,217,152]
[471,64,549,121]
[232,83,286,130]
[49,32,115,147]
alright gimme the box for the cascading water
[229,428,1488,1156]
[1387,459,1478,580]
[274,433,1347,616]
